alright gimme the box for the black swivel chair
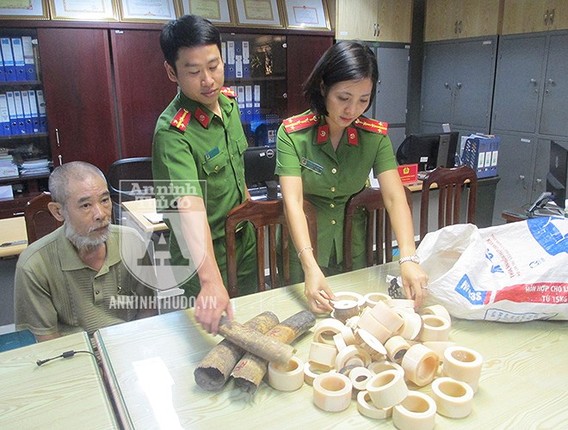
[106,157,153,224]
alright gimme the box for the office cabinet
[502,0,568,35]
[420,37,497,133]
[110,30,177,158]
[335,0,413,43]
[424,0,503,42]
[493,32,568,137]
[38,28,119,172]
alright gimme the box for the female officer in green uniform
[276,41,428,314]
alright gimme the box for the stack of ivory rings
[305,291,483,430]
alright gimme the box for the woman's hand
[400,262,429,307]
[304,267,335,314]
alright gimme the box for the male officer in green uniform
[152,15,256,334]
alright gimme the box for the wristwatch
[399,254,420,265]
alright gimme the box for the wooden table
[93,263,568,429]
[0,216,27,257]
[0,332,119,429]
[121,198,168,233]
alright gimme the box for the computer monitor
[396,132,459,171]
[244,145,278,198]
[546,140,568,209]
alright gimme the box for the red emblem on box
[397,163,418,184]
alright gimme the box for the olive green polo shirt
[15,225,152,337]
[276,111,397,267]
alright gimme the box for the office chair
[343,186,413,272]
[225,199,317,298]
[24,192,63,244]
[107,157,153,224]
[419,165,478,241]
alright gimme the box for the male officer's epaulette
[354,117,388,135]
[170,108,191,132]
[282,113,319,133]
[220,87,237,98]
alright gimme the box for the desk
[94,263,568,429]
[121,198,168,233]
[0,216,27,257]
[0,332,119,429]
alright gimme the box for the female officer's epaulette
[283,113,319,133]
[354,117,388,135]
[220,87,237,98]
[170,108,191,132]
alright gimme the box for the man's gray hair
[49,161,106,205]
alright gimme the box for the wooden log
[231,310,316,394]
[194,311,280,391]
[217,317,297,365]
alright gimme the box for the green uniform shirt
[276,110,397,268]
[14,225,152,337]
[152,90,256,297]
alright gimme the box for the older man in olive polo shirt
[14,161,156,341]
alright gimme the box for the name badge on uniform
[205,146,220,161]
[300,157,323,175]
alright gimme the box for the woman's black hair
[160,15,222,72]
[302,41,379,116]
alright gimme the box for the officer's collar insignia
[170,108,191,132]
[316,124,329,144]
[347,127,358,145]
[354,117,388,135]
[220,87,237,98]
[194,107,211,128]
[283,113,319,133]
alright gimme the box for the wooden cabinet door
[335,0,380,41]
[37,28,118,172]
[111,29,177,158]
[286,34,333,115]
[502,0,568,34]
[377,0,413,43]
[424,0,458,41]
[425,0,502,41]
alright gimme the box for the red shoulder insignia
[283,113,319,133]
[354,117,388,135]
[220,87,237,98]
[170,108,191,132]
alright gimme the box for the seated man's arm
[14,261,61,342]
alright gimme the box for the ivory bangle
[335,345,371,370]
[268,356,304,392]
[312,373,353,412]
[442,346,483,393]
[384,335,411,364]
[366,369,409,409]
[304,361,333,386]
[394,309,423,340]
[332,299,360,323]
[392,390,437,430]
[401,344,439,387]
[368,301,404,333]
[357,390,392,420]
[419,314,451,342]
[357,328,387,357]
[345,315,360,330]
[431,377,474,418]
[422,341,456,363]
[349,366,374,391]
[357,309,393,343]
[313,318,346,345]
[386,299,415,309]
[333,291,365,308]
[309,341,338,368]
[333,333,348,351]
[421,304,451,323]
[363,292,391,308]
